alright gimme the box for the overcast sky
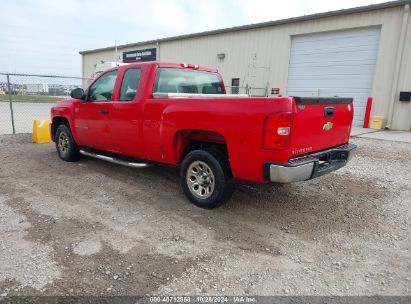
[0,0,389,76]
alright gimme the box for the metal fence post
[6,74,16,134]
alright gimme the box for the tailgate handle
[324,107,334,118]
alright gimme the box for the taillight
[263,113,292,149]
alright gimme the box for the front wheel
[55,124,80,162]
[180,150,235,209]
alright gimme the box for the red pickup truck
[51,62,356,208]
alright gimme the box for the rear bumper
[265,144,357,183]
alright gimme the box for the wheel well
[174,130,229,163]
[182,141,229,160]
[51,117,70,140]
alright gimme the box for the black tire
[180,149,235,209]
[55,124,80,162]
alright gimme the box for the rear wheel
[180,149,234,209]
[55,124,80,162]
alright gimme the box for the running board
[79,149,152,168]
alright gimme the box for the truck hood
[51,99,75,110]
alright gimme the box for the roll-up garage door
[287,27,380,126]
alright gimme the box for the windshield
[153,68,224,94]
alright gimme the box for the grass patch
[0,94,64,103]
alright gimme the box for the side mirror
[70,88,85,100]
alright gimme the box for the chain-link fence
[0,73,87,134]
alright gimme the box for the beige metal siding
[82,5,410,130]
[391,5,411,131]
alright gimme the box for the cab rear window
[153,68,224,94]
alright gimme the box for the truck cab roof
[106,62,219,74]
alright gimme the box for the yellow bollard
[32,119,52,143]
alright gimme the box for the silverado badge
[323,122,333,131]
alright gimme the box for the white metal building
[25,83,49,94]
[80,0,411,130]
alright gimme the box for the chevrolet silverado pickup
[50,62,356,208]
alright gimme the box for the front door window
[88,71,118,101]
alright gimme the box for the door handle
[324,107,334,118]
[98,109,109,115]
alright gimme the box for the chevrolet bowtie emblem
[323,122,333,131]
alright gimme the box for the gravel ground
[0,134,410,296]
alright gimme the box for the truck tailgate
[290,97,353,157]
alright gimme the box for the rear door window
[120,68,141,101]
